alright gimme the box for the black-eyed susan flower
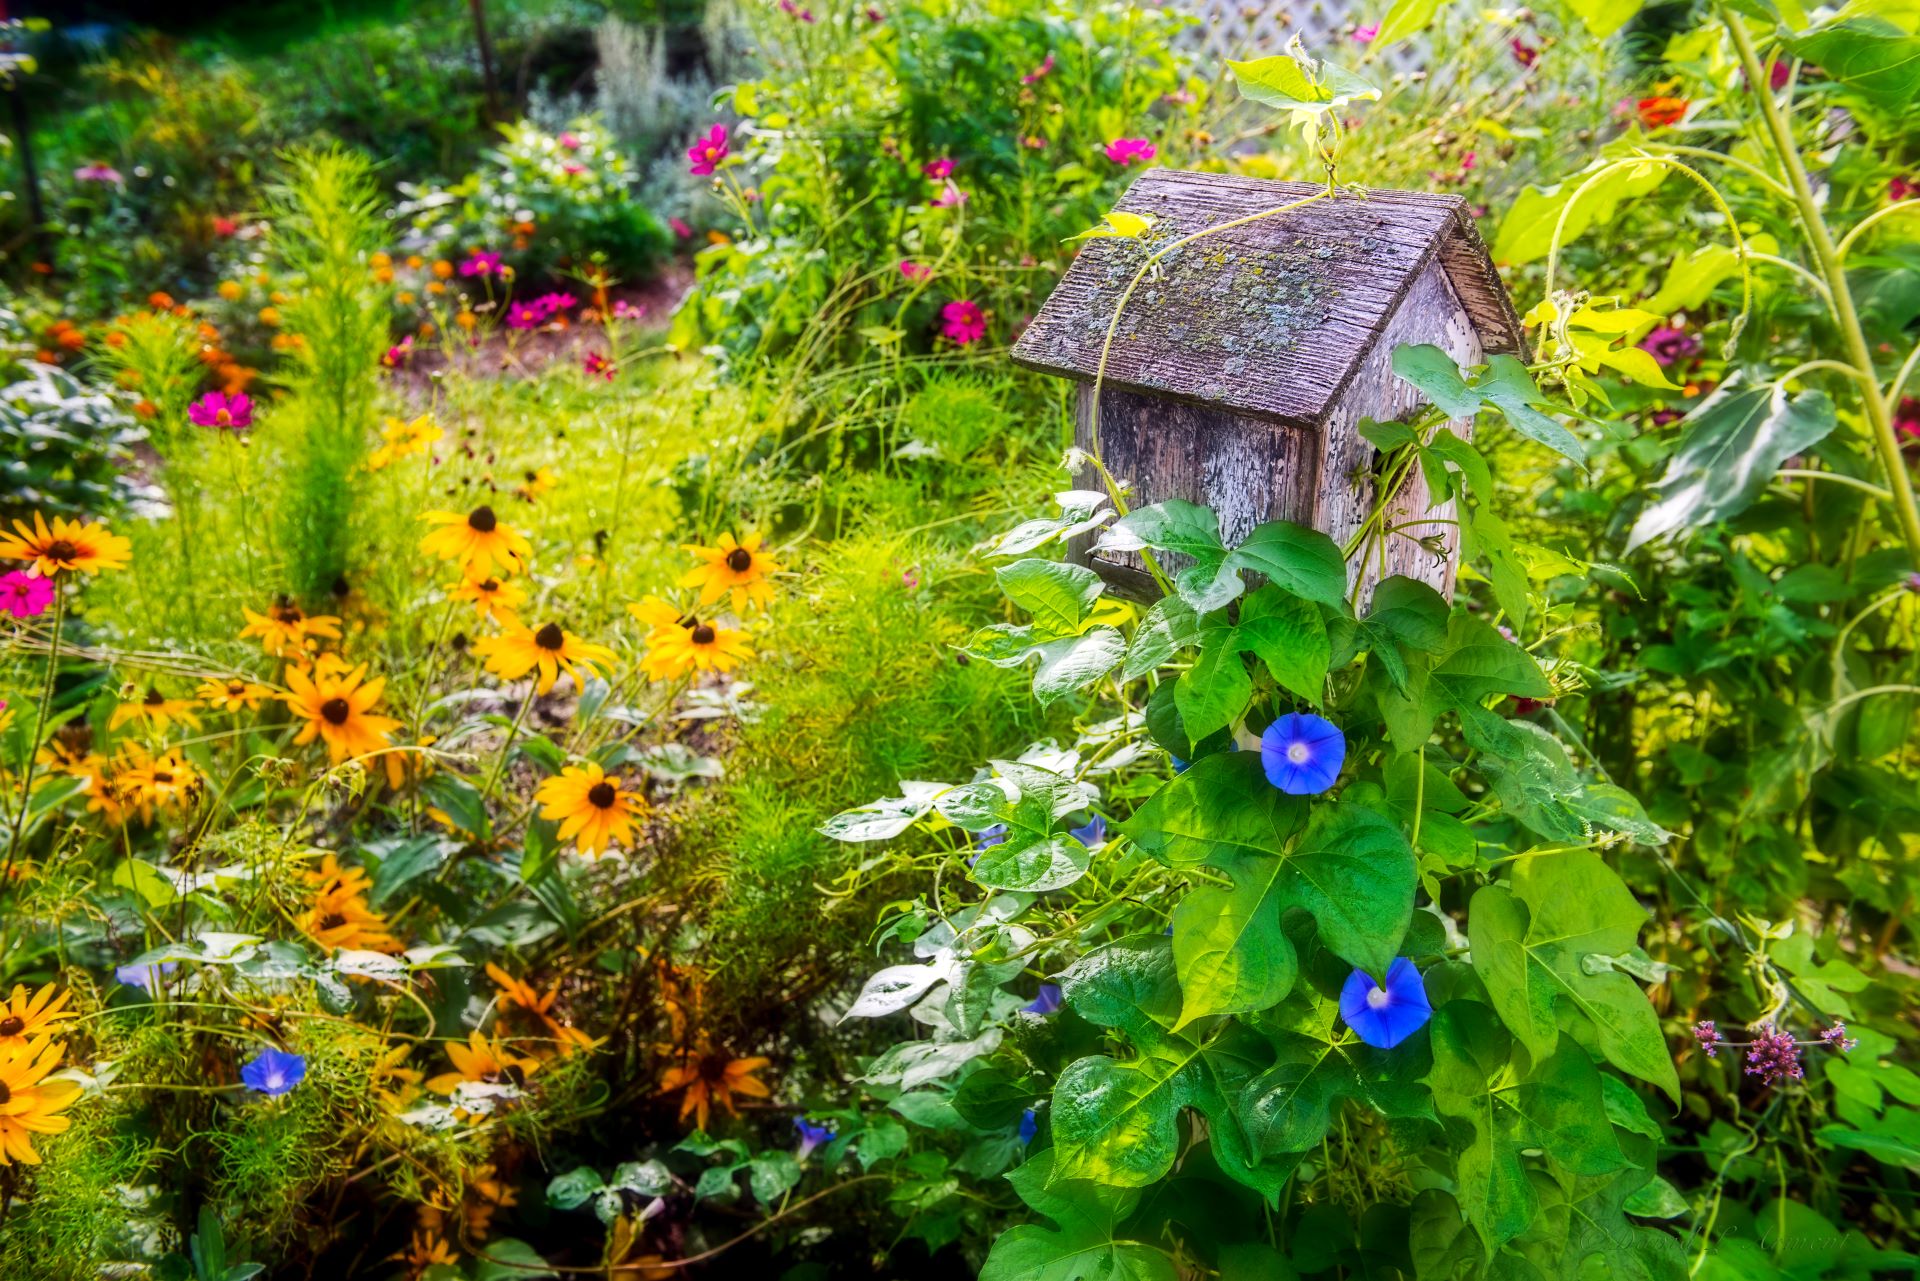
[449,573,526,625]
[0,1036,80,1165]
[198,677,272,712]
[657,1038,770,1132]
[299,881,403,954]
[108,687,203,735]
[0,511,132,577]
[281,661,402,766]
[473,622,616,695]
[0,984,76,1051]
[108,744,202,824]
[640,616,751,682]
[513,467,556,503]
[239,597,343,658]
[483,963,599,1059]
[465,1162,519,1239]
[367,413,443,471]
[418,506,532,578]
[426,1031,541,1095]
[679,532,782,613]
[626,595,683,634]
[534,762,646,857]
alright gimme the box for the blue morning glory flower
[1022,984,1063,1016]
[1069,814,1106,847]
[1018,1108,1038,1145]
[116,961,176,992]
[1169,755,1189,774]
[966,823,1010,867]
[1260,712,1346,795]
[240,1046,307,1096]
[1339,958,1432,1049]
[793,1116,837,1160]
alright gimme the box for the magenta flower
[189,390,254,432]
[613,300,648,322]
[73,163,124,184]
[669,216,694,239]
[778,0,816,18]
[534,292,578,317]
[688,124,730,176]
[1896,396,1920,441]
[931,181,968,209]
[922,157,955,181]
[1510,38,1539,67]
[506,302,545,330]
[1692,1020,1721,1059]
[1639,326,1701,366]
[1744,1023,1804,1086]
[1021,53,1056,84]
[1352,22,1378,43]
[562,162,587,176]
[382,337,414,370]
[583,352,615,382]
[459,251,502,278]
[0,570,54,619]
[899,259,932,282]
[1105,138,1157,166]
[1821,1021,1860,1053]
[1893,176,1918,203]
[558,132,583,151]
[866,6,884,20]
[940,300,987,345]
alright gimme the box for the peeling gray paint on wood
[1022,168,1521,606]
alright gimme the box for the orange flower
[0,984,76,1051]
[239,598,343,657]
[679,532,782,613]
[1636,97,1688,129]
[657,1039,770,1132]
[426,1030,541,1095]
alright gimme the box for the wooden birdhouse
[1011,169,1524,603]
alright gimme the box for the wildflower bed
[2,0,1920,1277]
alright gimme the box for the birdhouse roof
[1010,169,1524,430]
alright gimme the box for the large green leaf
[1123,751,1309,868]
[1227,51,1379,115]
[1785,15,1920,113]
[996,558,1104,634]
[1627,382,1837,551]
[936,763,1094,892]
[1223,522,1349,607]
[981,1149,1173,1281]
[1390,344,1586,465]
[1172,863,1299,1028]
[1494,155,1669,266]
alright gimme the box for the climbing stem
[1721,7,1920,562]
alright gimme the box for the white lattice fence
[1173,0,1429,76]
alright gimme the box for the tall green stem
[1722,8,1920,562]
[3,585,64,878]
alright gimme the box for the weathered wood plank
[1068,384,1320,600]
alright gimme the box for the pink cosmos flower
[459,251,502,278]
[1510,38,1539,67]
[899,260,932,282]
[1895,396,1920,441]
[212,216,239,237]
[74,163,123,184]
[382,336,414,369]
[535,292,578,316]
[1105,138,1157,166]
[189,390,254,431]
[1769,58,1791,90]
[583,352,615,381]
[941,300,987,345]
[931,181,968,209]
[562,162,587,176]
[866,6,884,20]
[1021,53,1056,84]
[923,157,955,181]
[688,124,730,177]
[1352,23,1378,43]
[613,300,648,321]
[778,0,816,18]
[668,216,694,239]
[0,570,54,619]
[506,301,545,330]
[1892,176,1918,202]
[559,132,583,151]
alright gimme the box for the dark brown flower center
[316,912,347,932]
[273,597,303,623]
[468,506,498,533]
[587,781,617,809]
[45,539,77,562]
[478,578,499,593]
[152,771,173,785]
[501,1063,528,1088]
[0,1016,23,1037]
[534,623,565,651]
[697,1053,731,1084]
[0,1081,10,1105]
[725,547,753,573]
[690,624,716,645]
[144,689,165,706]
[228,683,246,697]
[320,697,351,725]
